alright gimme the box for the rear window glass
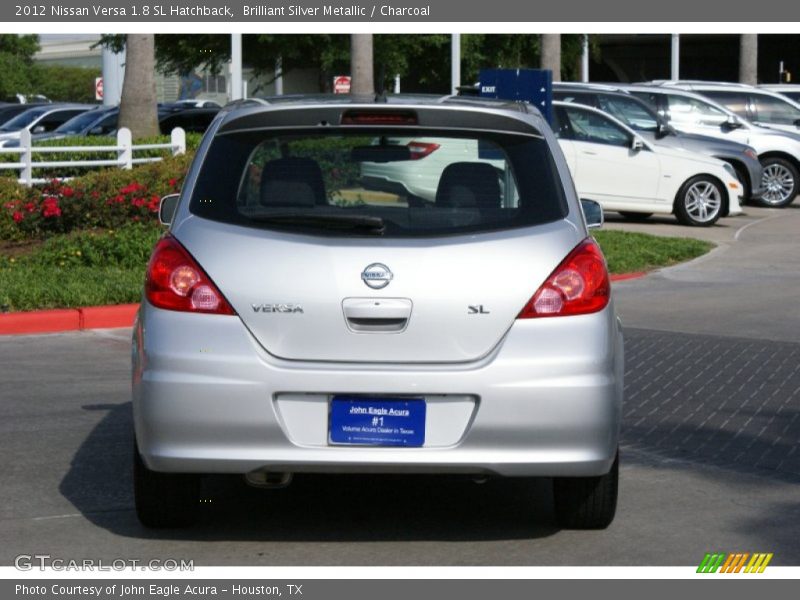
[189,130,567,237]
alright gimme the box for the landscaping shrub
[0,223,162,311]
[0,153,193,241]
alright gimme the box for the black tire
[618,211,653,221]
[757,157,799,208]
[553,452,618,530]
[674,175,724,227]
[134,442,200,528]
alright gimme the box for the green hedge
[0,153,194,241]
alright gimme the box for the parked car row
[550,80,800,219]
[0,101,221,148]
[618,82,800,208]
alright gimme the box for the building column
[739,34,758,85]
[670,34,680,80]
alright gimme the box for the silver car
[132,96,624,530]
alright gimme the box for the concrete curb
[0,304,139,336]
[0,272,648,336]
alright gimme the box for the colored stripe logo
[697,552,773,573]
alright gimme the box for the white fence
[0,127,186,187]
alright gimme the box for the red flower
[168,178,178,188]
[42,197,61,218]
[131,197,146,208]
[60,186,75,197]
[147,197,160,212]
[24,202,36,213]
[91,191,100,199]
[114,195,125,204]
[120,182,145,195]
[12,211,23,223]
[4,202,18,210]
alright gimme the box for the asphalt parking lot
[1,204,799,566]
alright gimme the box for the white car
[0,104,92,147]
[759,84,800,104]
[552,101,742,226]
[653,81,800,135]
[623,85,800,207]
[361,137,504,201]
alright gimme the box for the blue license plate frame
[329,396,426,447]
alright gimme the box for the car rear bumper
[133,302,624,478]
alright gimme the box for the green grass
[593,230,714,275]
[0,224,160,312]
[0,227,714,312]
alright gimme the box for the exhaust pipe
[245,471,293,489]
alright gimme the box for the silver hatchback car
[132,95,624,530]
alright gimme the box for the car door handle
[581,150,598,156]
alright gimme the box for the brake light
[407,141,440,160]
[145,236,235,315]
[517,238,610,318]
[341,110,418,125]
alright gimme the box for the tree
[461,34,593,84]
[350,35,374,96]
[0,34,39,99]
[118,35,159,139]
[540,34,561,82]
[30,65,101,103]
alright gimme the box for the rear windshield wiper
[248,213,386,234]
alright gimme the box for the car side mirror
[159,194,180,226]
[580,199,604,229]
[631,137,645,152]
[31,125,46,134]
[723,115,743,130]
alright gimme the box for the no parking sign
[333,75,351,94]
[95,77,104,101]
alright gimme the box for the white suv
[655,81,800,135]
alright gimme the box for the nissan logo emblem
[361,263,393,289]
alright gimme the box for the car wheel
[133,441,200,528]
[758,158,799,208]
[674,176,724,226]
[618,211,653,221]
[553,451,618,529]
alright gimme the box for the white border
[3,566,800,579]
[2,15,799,582]
[1,22,800,34]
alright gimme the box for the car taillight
[145,236,235,315]
[517,238,610,319]
[407,141,440,160]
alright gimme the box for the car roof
[644,81,800,108]
[223,93,530,112]
[648,80,755,89]
[553,82,632,93]
[215,94,545,134]
[622,84,731,101]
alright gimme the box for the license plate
[329,396,426,447]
